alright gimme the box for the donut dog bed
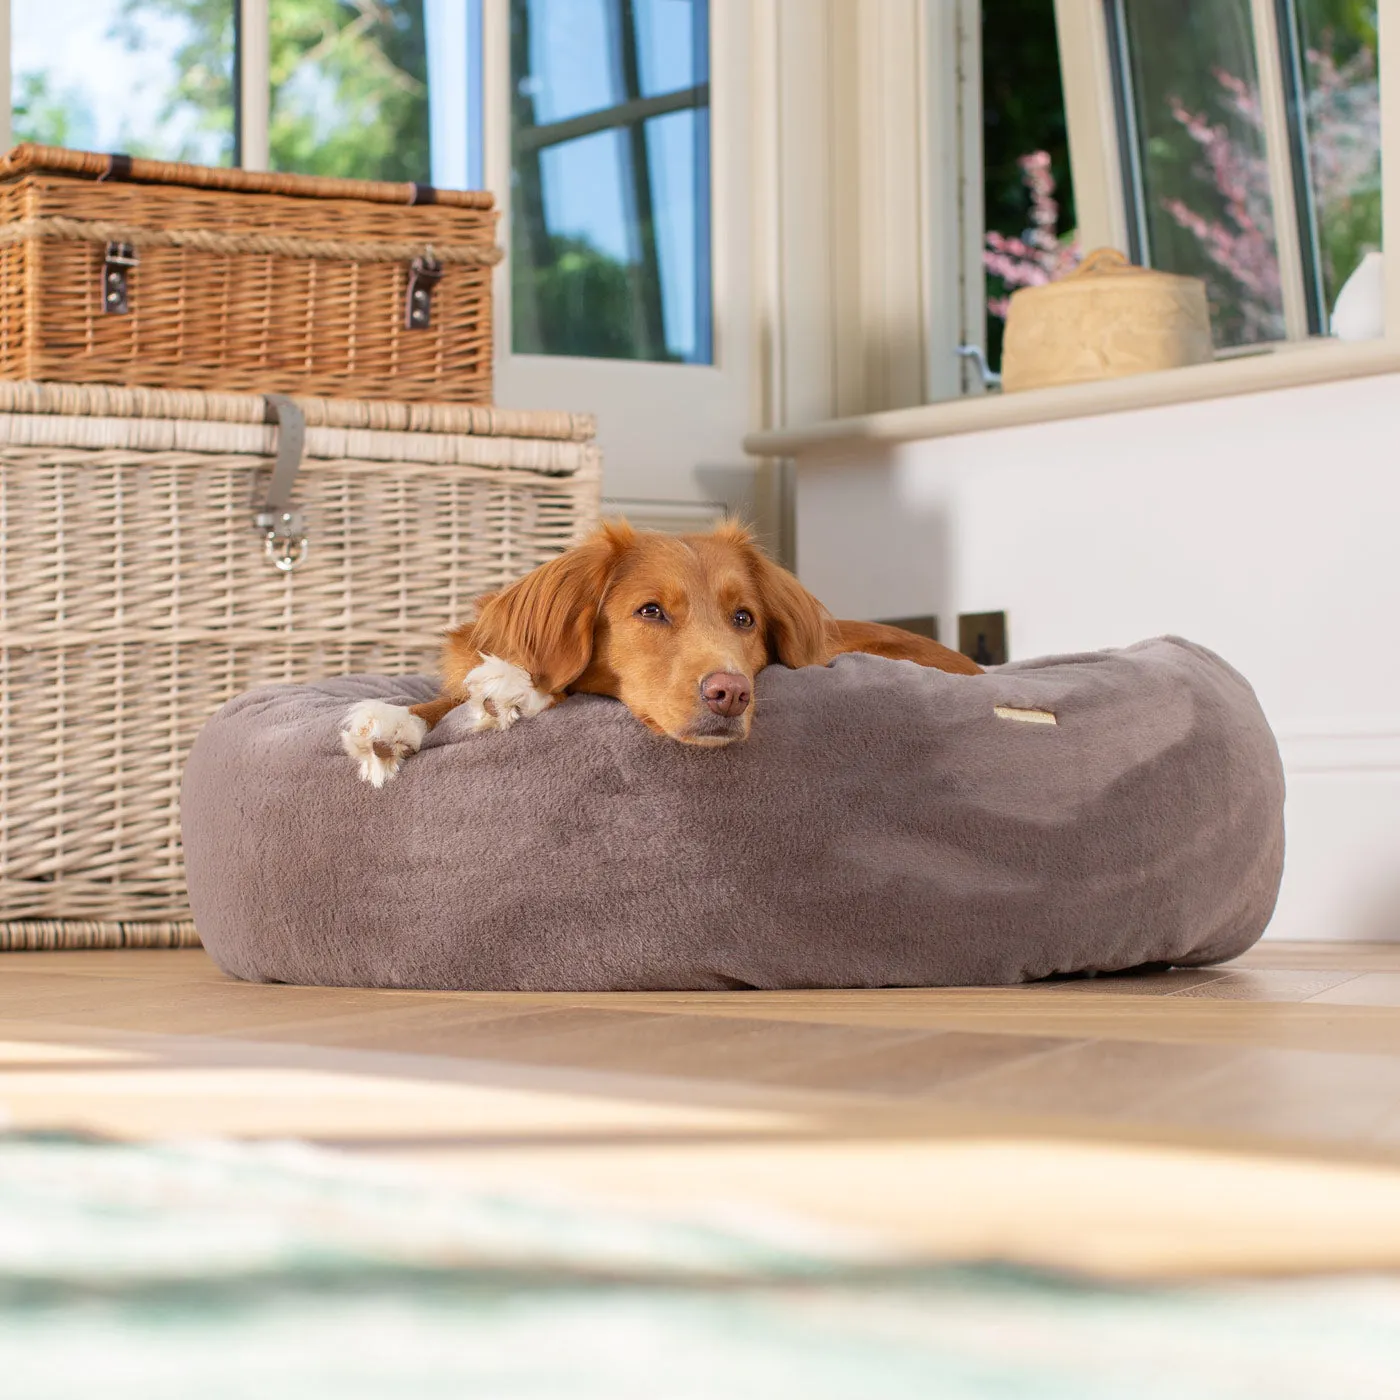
[182,637,1285,990]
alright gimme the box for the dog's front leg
[340,698,431,788]
[340,665,554,788]
[459,653,559,733]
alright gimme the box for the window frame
[1380,0,1400,342]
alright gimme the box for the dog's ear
[470,520,633,692]
[744,542,831,669]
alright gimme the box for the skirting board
[601,498,728,536]
[1253,722,1400,941]
[1275,724,1400,775]
[1263,722,1400,941]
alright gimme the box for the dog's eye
[636,602,666,621]
[733,609,756,629]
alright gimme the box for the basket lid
[0,143,495,211]
[0,380,594,444]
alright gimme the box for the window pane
[1289,0,1380,323]
[511,0,712,363]
[12,0,234,163]
[267,1,483,187]
[981,0,1081,376]
[269,1,430,181]
[1113,0,1285,347]
[635,0,704,97]
[518,0,620,125]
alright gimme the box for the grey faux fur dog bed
[182,637,1285,991]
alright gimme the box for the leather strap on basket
[97,153,133,183]
[254,395,309,573]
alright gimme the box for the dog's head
[468,520,830,744]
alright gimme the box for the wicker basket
[0,381,601,950]
[0,145,501,403]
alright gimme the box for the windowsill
[742,338,1400,459]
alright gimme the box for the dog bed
[182,637,1285,991]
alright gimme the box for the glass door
[487,0,754,531]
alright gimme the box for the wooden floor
[6,941,1400,1279]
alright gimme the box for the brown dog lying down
[342,520,981,786]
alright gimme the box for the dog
[342,519,981,786]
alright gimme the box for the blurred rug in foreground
[1,1133,1398,1399]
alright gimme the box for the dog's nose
[701,671,751,718]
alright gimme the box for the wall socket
[958,611,1008,667]
[876,614,939,641]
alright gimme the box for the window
[949,0,1387,399]
[1110,0,1287,345]
[263,1,483,184]
[980,0,1080,377]
[268,0,435,181]
[1288,0,1381,319]
[11,0,236,164]
[1106,0,1380,348]
[9,1,484,187]
[509,0,712,363]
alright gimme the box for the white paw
[340,699,427,788]
[462,654,554,733]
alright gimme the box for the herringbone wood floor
[6,941,1400,1277]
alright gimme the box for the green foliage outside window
[511,234,641,361]
[11,71,81,148]
[264,0,429,181]
[16,1,430,180]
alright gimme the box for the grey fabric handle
[261,394,306,518]
[255,394,309,572]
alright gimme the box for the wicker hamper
[0,381,601,950]
[0,145,501,403]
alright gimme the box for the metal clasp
[405,254,443,330]
[102,242,138,315]
[258,513,309,573]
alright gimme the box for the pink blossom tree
[982,151,1081,320]
[1160,67,1284,342]
[1153,40,1377,341]
[987,39,1380,344]
[1294,41,1381,300]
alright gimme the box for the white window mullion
[481,0,511,356]
[1052,0,1128,257]
[850,0,929,413]
[1381,0,1400,341]
[239,0,270,171]
[0,0,11,152]
[923,0,985,400]
[1249,0,1311,340]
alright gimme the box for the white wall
[794,372,1400,941]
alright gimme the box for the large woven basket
[0,145,500,402]
[0,381,601,950]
